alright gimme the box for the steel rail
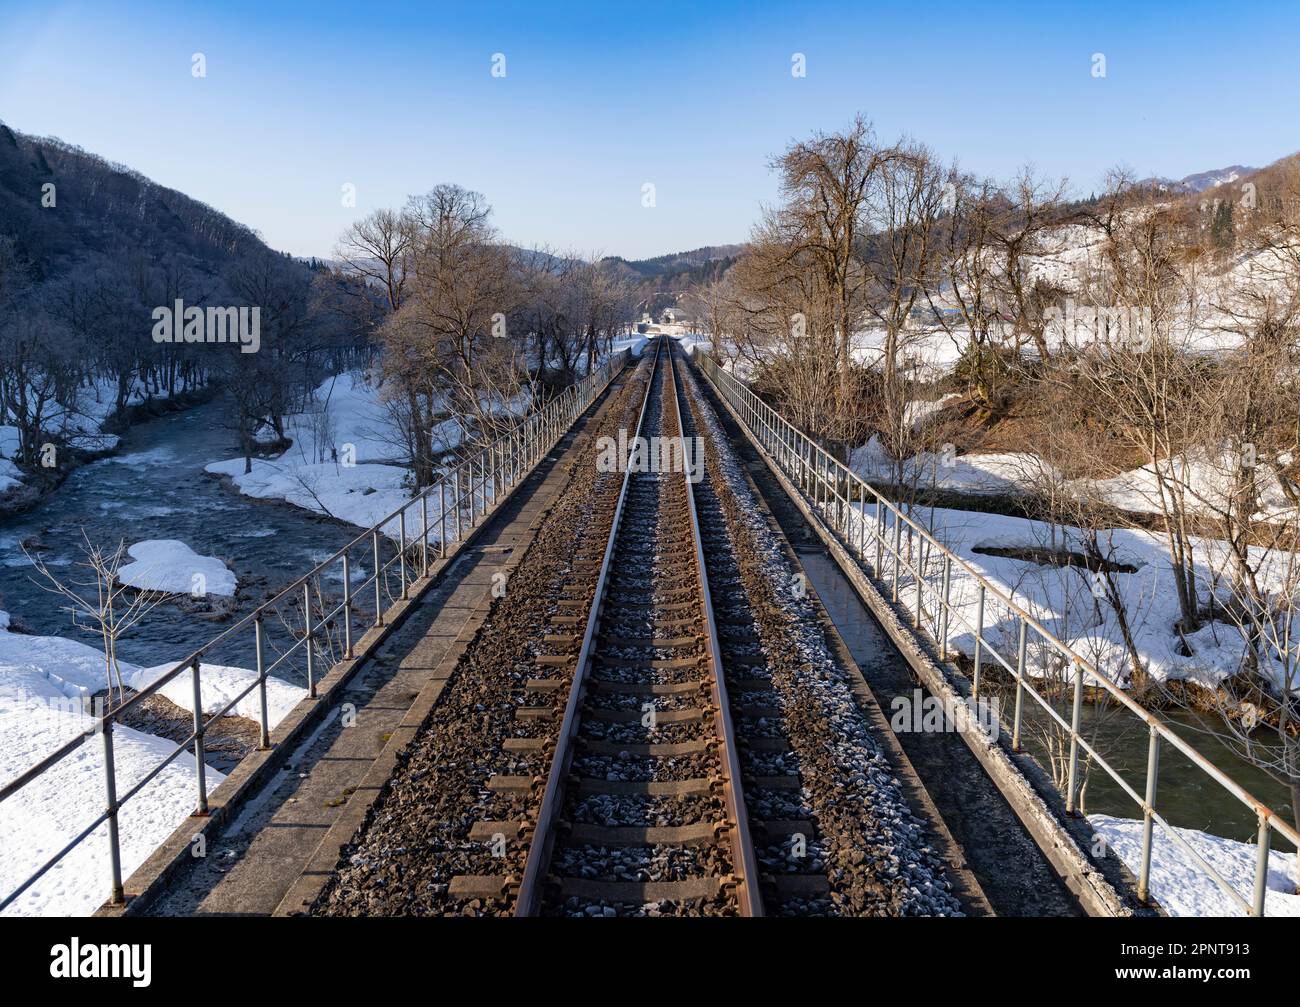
[665,340,764,916]
[513,341,664,915]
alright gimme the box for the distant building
[637,307,692,337]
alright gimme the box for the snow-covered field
[0,615,302,916]
[853,433,1298,528]
[852,438,1051,497]
[846,215,1300,378]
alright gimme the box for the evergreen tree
[1211,200,1235,252]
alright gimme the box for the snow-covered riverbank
[1091,814,1299,917]
[0,377,209,515]
[205,372,429,531]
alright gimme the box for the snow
[204,368,549,537]
[206,451,418,536]
[126,661,304,725]
[117,539,238,597]
[612,334,650,357]
[0,457,23,493]
[1087,445,1297,523]
[205,370,461,534]
[0,427,26,497]
[852,439,1052,496]
[0,697,223,917]
[0,615,302,916]
[837,211,1300,378]
[905,393,961,430]
[1090,814,1299,917]
[849,415,1295,527]
[838,499,1298,691]
[0,426,19,459]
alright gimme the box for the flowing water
[0,397,360,676]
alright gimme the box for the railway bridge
[7,338,1294,918]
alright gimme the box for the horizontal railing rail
[694,348,1299,918]
[0,351,629,915]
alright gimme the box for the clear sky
[2,0,1298,261]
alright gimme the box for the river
[0,396,357,678]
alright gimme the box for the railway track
[315,337,962,917]
[453,338,763,916]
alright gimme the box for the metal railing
[695,349,1300,918]
[0,351,629,914]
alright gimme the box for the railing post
[1012,618,1028,752]
[421,492,430,578]
[857,481,866,559]
[1253,815,1271,917]
[913,551,923,628]
[342,552,354,659]
[255,613,270,749]
[372,529,383,626]
[875,501,885,573]
[891,510,902,603]
[191,657,208,814]
[102,722,124,904]
[440,478,448,558]
[398,509,408,600]
[469,456,478,527]
[835,463,844,530]
[972,584,986,699]
[1066,659,1084,814]
[1138,726,1160,903]
[940,555,952,660]
[454,467,463,543]
[303,582,316,700]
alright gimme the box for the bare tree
[336,207,410,315]
[861,139,947,483]
[991,168,1073,362]
[24,532,167,704]
[770,115,889,402]
[935,169,1016,420]
[369,185,525,488]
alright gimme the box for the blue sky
[2,0,1298,260]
